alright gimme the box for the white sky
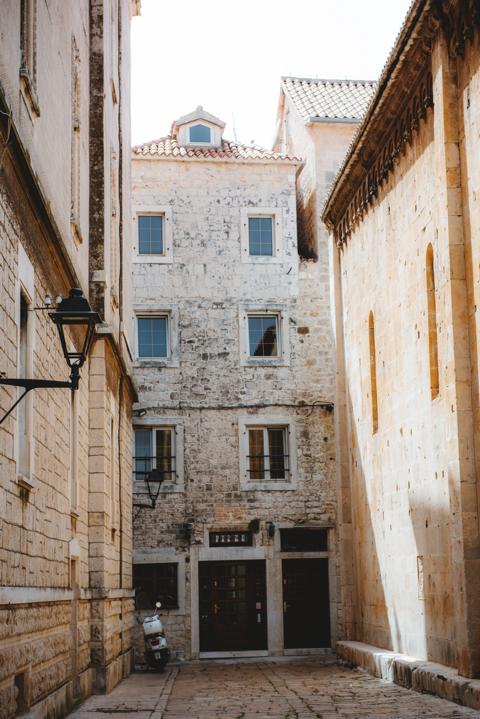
[131,0,412,150]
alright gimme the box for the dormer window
[189,124,211,144]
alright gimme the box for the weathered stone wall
[332,33,480,675]
[0,1,137,716]
[132,156,337,659]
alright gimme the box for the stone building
[131,105,343,660]
[0,2,138,717]
[322,0,480,699]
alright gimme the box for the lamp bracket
[0,367,79,426]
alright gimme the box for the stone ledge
[337,640,480,711]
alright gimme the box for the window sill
[133,255,173,264]
[240,480,296,491]
[16,474,34,492]
[134,480,184,494]
[133,359,180,369]
[240,254,284,264]
[240,357,289,367]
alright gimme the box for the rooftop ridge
[282,76,376,86]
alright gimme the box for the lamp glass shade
[49,288,101,368]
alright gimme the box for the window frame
[239,305,289,366]
[240,207,283,263]
[133,418,184,493]
[239,415,297,491]
[136,314,169,359]
[133,207,173,264]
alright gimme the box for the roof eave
[322,0,429,228]
[306,116,362,125]
[132,153,303,169]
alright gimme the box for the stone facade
[131,109,338,660]
[0,2,138,717]
[323,0,480,682]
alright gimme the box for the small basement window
[133,562,178,609]
[189,124,211,143]
[280,528,328,552]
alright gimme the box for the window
[18,293,30,479]
[239,416,297,490]
[70,36,81,242]
[426,244,439,399]
[248,426,288,480]
[248,314,279,357]
[189,124,211,143]
[240,208,283,262]
[138,215,163,255]
[137,316,168,358]
[248,217,273,256]
[20,0,39,115]
[239,306,288,366]
[134,427,176,484]
[133,563,178,610]
[280,528,328,552]
[368,311,378,434]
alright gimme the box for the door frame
[190,526,336,658]
[273,525,336,653]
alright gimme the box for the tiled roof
[282,77,376,122]
[132,136,301,163]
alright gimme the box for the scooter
[142,601,170,670]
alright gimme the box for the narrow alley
[71,659,480,719]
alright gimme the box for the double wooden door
[282,558,331,648]
[199,560,267,652]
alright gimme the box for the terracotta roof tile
[132,136,301,163]
[282,77,376,121]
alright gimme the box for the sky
[131,0,412,150]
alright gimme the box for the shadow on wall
[346,382,457,666]
[409,494,456,667]
[345,389,390,650]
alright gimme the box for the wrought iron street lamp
[0,288,101,425]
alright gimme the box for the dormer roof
[171,105,226,135]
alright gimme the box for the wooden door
[199,560,267,651]
[282,558,330,648]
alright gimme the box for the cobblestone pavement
[71,658,480,719]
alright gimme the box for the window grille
[133,563,178,610]
[247,427,288,480]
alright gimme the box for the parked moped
[142,601,170,670]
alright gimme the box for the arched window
[426,244,439,399]
[189,124,211,143]
[369,311,378,434]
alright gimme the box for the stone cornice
[322,0,480,246]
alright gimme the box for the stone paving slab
[70,659,480,719]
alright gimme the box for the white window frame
[239,415,297,491]
[134,306,179,367]
[133,206,173,264]
[133,417,184,493]
[239,305,289,366]
[240,207,283,263]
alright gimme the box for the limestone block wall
[131,155,337,658]
[332,35,480,674]
[0,0,90,289]
[0,187,93,717]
